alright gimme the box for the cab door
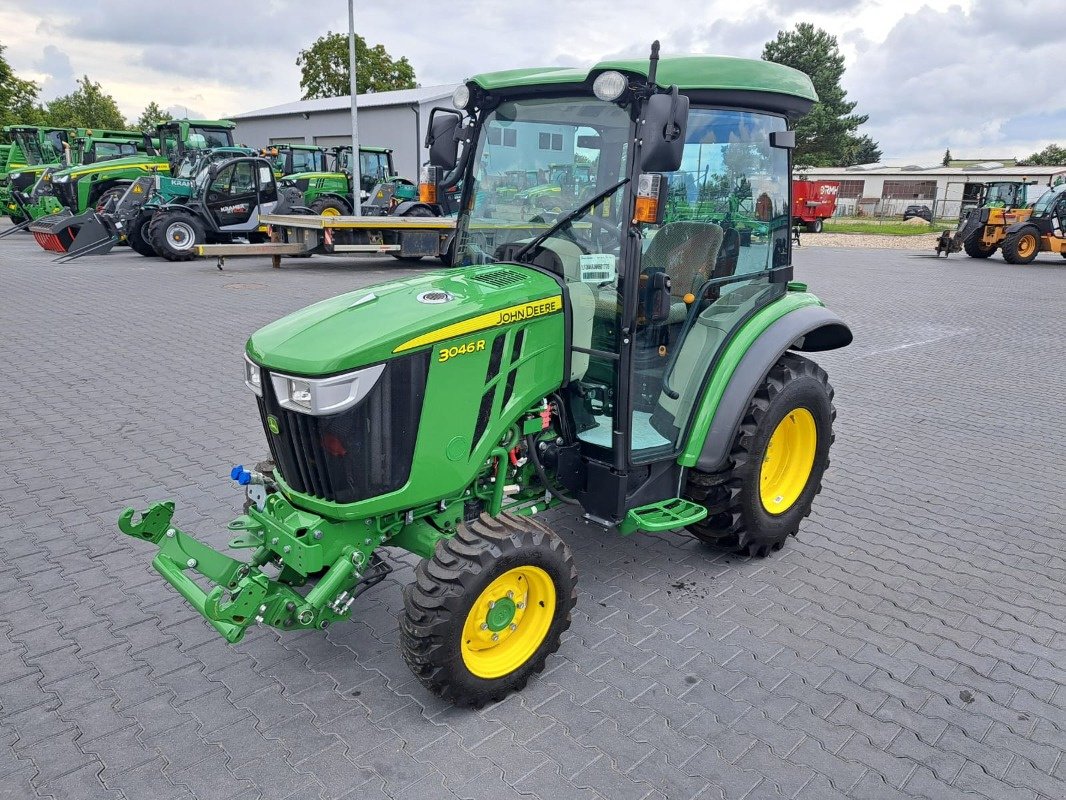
[206,160,275,230]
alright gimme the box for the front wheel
[310,197,348,217]
[963,236,997,259]
[401,513,577,707]
[805,218,823,233]
[1001,227,1040,264]
[684,353,835,556]
[149,210,204,262]
[127,211,157,257]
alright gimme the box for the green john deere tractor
[280,144,405,215]
[33,119,235,218]
[261,143,329,179]
[12,128,154,223]
[0,125,69,222]
[119,45,851,706]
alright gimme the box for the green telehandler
[119,45,851,706]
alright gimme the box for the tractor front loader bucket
[118,482,392,644]
[0,191,37,238]
[29,209,117,260]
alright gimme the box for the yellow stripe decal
[393,295,562,353]
[68,162,169,179]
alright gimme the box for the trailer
[195,213,457,268]
[792,180,839,233]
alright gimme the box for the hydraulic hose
[524,434,579,505]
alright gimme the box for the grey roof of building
[233,84,458,119]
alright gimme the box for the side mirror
[640,87,689,172]
[426,108,462,170]
[207,165,219,181]
[647,272,673,323]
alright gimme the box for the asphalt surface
[0,228,1063,800]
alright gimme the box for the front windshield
[14,131,45,164]
[190,127,233,148]
[94,142,137,162]
[455,96,632,268]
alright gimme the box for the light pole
[348,0,361,215]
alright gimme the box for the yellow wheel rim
[461,565,555,679]
[1018,234,1037,258]
[759,408,817,514]
[320,206,341,217]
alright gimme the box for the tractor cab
[156,119,236,170]
[433,54,839,521]
[263,144,328,178]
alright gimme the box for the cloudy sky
[3,0,1061,163]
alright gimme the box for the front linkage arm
[118,492,378,643]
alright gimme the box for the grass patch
[821,219,945,236]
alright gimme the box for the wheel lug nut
[509,623,517,631]
[507,591,514,599]
[480,623,488,630]
[491,633,499,641]
[517,602,525,609]
[488,601,495,609]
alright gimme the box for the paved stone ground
[0,228,1063,800]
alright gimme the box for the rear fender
[679,298,852,472]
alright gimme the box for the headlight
[452,84,471,110]
[269,363,386,416]
[9,172,21,181]
[244,356,262,396]
[593,70,628,102]
[52,174,71,183]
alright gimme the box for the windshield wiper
[512,178,629,263]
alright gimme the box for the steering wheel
[574,214,624,255]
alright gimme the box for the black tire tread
[1001,227,1040,264]
[149,209,202,262]
[400,512,577,708]
[963,235,996,259]
[684,353,835,557]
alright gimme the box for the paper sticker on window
[259,166,272,185]
[579,253,616,284]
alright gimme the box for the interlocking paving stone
[1,228,1064,800]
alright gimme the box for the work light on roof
[452,85,471,110]
[593,71,627,102]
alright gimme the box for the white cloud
[1,0,1060,161]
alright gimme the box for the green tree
[848,135,881,166]
[762,23,877,167]
[1021,143,1066,166]
[942,148,952,166]
[43,76,126,129]
[136,101,172,129]
[296,32,416,99]
[0,43,43,127]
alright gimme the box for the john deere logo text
[496,298,561,325]
[267,415,280,435]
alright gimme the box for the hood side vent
[473,269,525,288]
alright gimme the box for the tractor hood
[246,264,563,375]
[60,154,167,180]
[282,171,345,183]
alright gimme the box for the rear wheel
[1002,227,1040,264]
[310,197,348,217]
[401,513,576,707]
[683,353,835,556]
[805,218,823,233]
[127,211,157,257]
[963,236,997,259]
[149,210,204,262]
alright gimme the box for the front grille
[257,351,430,504]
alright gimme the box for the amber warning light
[634,173,665,224]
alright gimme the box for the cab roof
[469,55,817,104]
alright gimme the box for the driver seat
[642,221,725,322]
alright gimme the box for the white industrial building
[798,162,1066,218]
[231,85,459,181]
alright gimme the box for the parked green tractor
[280,144,406,215]
[32,119,235,218]
[262,143,329,179]
[0,125,69,222]
[120,46,851,706]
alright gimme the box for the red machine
[793,180,839,233]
